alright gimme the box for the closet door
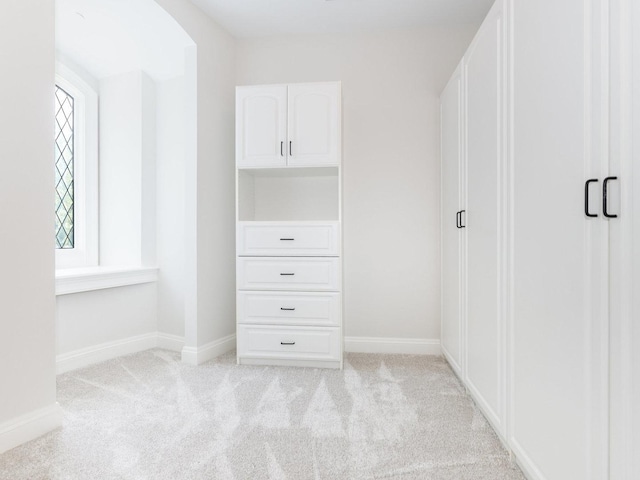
[440,63,464,376]
[287,83,341,166]
[236,85,287,168]
[510,0,608,478]
[464,0,505,436]
[607,0,637,477]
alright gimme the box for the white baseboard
[57,332,186,374]
[156,332,184,352]
[57,333,439,372]
[181,334,236,366]
[344,336,441,355]
[56,333,159,374]
[510,438,546,480]
[0,404,63,454]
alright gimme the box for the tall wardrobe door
[464,1,505,434]
[608,0,638,476]
[440,64,463,375]
[236,85,287,168]
[510,0,608,478]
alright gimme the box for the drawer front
[237,257,340,291]
[237,292,341,326]
[237,222,340,256]
[237,325,341,360]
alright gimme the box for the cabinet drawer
[237,325,341,360]
[237,257,340,291]
[237,222,339,256]
[237,291,340,326]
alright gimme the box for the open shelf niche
[237,166,340,222]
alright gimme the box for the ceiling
[56,0,194,81]
[190,0,494,38]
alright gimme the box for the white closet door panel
[510,0,607,478]
[287,83,341,166]
[464,2,503,431]
[236,85,287,167]
[441,63,463,374]
[608,0,637,476]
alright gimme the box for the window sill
[55,266,159,296]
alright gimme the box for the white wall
[236,27,475,341]
[100,71,157,267]
[0,0,61,452]
[54,0,237,366]
[56,284,157,354]
[155,0,237,353]
[157,75,187,337]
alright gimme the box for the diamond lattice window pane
[55,85,74,249]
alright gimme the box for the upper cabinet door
[236,85,287,168]
[287,83,341,166]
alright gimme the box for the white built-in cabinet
[235,82,343,369]
[441,0,638,479]
[236,83,341,168]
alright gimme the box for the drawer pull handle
[280,307,296,311]
[280,273,295,276]
[281,341,295,345]
[280,238,295,241]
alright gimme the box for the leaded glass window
[55,85,74,249]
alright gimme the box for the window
[55,63,98,269]
[55,85,75,249]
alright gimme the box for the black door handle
[280,141,284,157]
[603,176,618,218]
[280,273,295,276]
[585,179,598,217]
[456,211,461,228]
[280,341,295,345]
[459,210,466,228]
[289,141,292,156]
[280,307,295,311]
[279,238,295,241]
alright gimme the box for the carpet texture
[0,350,525,480]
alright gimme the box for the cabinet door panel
[465,2,504,433]
[441,63,463,375]
[510,0,607,478]
[237,85,287,167]
[287,83,340,166]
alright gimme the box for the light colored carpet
[0,350,525,480]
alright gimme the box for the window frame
[55,62,98,269]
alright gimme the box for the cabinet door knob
[459,210,466,228]
[280,307,296,311]
[603,176,618,218]
[280,341,295,345]
[280,273,295,276]
[584,179,598,217]
[289,141,293,156]
[280,238,295,241]
[280,141,284,157]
